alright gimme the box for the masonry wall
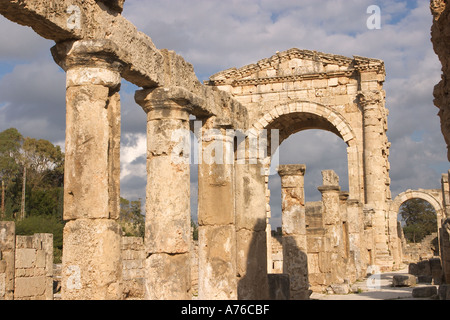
[122,236,145,300]
[14,234,53,300]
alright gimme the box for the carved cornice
[207,48,385,87]
[206,70,356,87]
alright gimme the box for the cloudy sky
[0,0,448,228]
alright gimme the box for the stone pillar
[359,90,392,270]
[263,165,273,274]
[197,124,237,300]
[318,170,343,285]
[442,173,450,219]
[277,165,310,300]
[235,145,269,300]
[346,144,363,203]
[0,221,15,300]
[346,199,365,280]
[135,89,192,300]
[51,40,124,300]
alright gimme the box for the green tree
[119,197,144,237]
[22,137,64,189]
[0,128,64,220]
[0,128,23,216]
[399,198,437,243]
[191,219,198,241]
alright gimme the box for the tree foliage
[399,198,437,243]
[0,128,65,262]
[119,197,144,237]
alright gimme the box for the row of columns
[54,39,269,300]
[52,39,391,300]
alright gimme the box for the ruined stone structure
[270,168,369,294]
[0,223,53,300]
[431,0,450,161]
[122,237,145,300]
[388,188,445,267]
[0,0,448,300]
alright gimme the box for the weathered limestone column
[318,170,343,285]
[197,124,237,300]
[442,173,450,218]
[51,40,124,300]
[277,165,310,300]
[235,139,269,300]
[264,169,273,274]
[135,88,192,300]
[346,144,363,203]
[0,221,15,300]
[359,90,392,270]
[346,199,365,280]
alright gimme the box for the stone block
[330,283,350,295]
[322,170,339,186]
[15,248,36,269]
[417,275,433,284]
[438,284,450,300]
[268,274,290,300]
[62,219,122,300]
[412,286,438,299]
[198,225,237,300]
[0,222,15,252]
[14,276,47,300]
[145,252,191,300]
[392,274,416,287]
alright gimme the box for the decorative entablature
[206,48,385,87]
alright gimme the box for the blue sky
[0,0,448,228]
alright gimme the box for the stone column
[235,141,269,300]
[345,199,364,280]
[51,40,124,300]
[277,165,310,300]
[197,124,237,300]
[346,144,363,203]
[135,88,192,300]
[442,173,450,219]
[318,170,343,285]
[264,169,273,274]
[359,90,392,270]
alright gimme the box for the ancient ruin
[0,0,449,300]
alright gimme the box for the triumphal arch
[0,0,399,300]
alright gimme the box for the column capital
[277,164,306,177]
[51,39,127,90]
[318,185,341,193]
[358,90,384,109]
[51,39,128,71]
[135,87,194,119]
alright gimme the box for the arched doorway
[246,100,366,298]
[388,189,444,267]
